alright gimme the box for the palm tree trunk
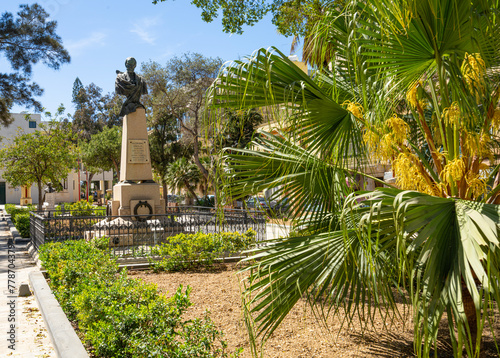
[184,180,199,205]
[162,181,168,209]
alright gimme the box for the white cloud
[130,17,159,45]
[66,32,107,56]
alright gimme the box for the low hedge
[5,205,33,238]
[55,200,105,217]
[7,205,30,223]
[149,229,256,272]
[39,240,240,358]
[4,203,16,214]
[14,212,30,238]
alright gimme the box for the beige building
[0,113,112,206]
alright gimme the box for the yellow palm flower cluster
[461,53,486,93]
[463,131,492,161]
[442,102,461,127]
[492,107,500,129]
[342,101,364,119]
[406,82,419,109]
[363,115,409,162]
[440,157,465,185]
[385,114,409,143]
[406,81,428,110]
[393,152,435,194]
[466,172,488,198]
[363,129,399,162]
[363,130,379,152]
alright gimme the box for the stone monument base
[110,182,165,218]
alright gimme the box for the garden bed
[134,264,500,358]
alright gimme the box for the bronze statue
[115,57,148,116]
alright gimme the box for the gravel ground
[132,264,500,358]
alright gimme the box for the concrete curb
[6,216,20,239]
[29,271,89,358]
[27,241,42,268]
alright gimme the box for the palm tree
[208,0,500,357]
[166,157,202,205]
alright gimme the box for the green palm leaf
[347,188,500,356]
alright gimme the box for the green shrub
[4,204,16,214]
[39,240,118,319]
[39,240,239,358]
[54,200,105,217]
[8,206,30,224]
[14,212,30,238]
[150,229,256,272]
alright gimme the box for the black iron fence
[29,206,266,257]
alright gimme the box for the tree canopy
[79,126,121,180]
[152,0,330,37]
[0,4,70,126]
[166,157,202,204]
[71,79,122,141]
[147,109,192,205]
[141,53,223,182]
[0,109,76,210]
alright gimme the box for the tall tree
[79,126,121,180]
[0,108,76,210]
[71,82,122,141]
[147,108,192,206]
[0,4,70,126]
[141,53,223,182]
[72,77,84,109]
[209,0,500,356]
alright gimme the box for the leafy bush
[4,204,16,214]
[39,240,239,358]
[14,212,30,238]
[8,206,30,224]
[150,230,256,272]
[39,240,118,319]
[5,205,32,237]
[55,200,105,217]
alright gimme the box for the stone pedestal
[111,182,165,216]
[119,108,153,181]
[110,107,164,217]
[45,193,56,210]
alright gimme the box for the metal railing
[30,206,266,257]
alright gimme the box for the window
[29,121,37,128]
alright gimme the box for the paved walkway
[0,208,55,357]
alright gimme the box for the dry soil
[132,264,500,358]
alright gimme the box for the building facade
[0,113,112,205]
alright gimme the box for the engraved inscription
[128,140,149,163]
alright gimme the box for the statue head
[125,57,137,72]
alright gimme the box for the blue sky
[4,1,297,117]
